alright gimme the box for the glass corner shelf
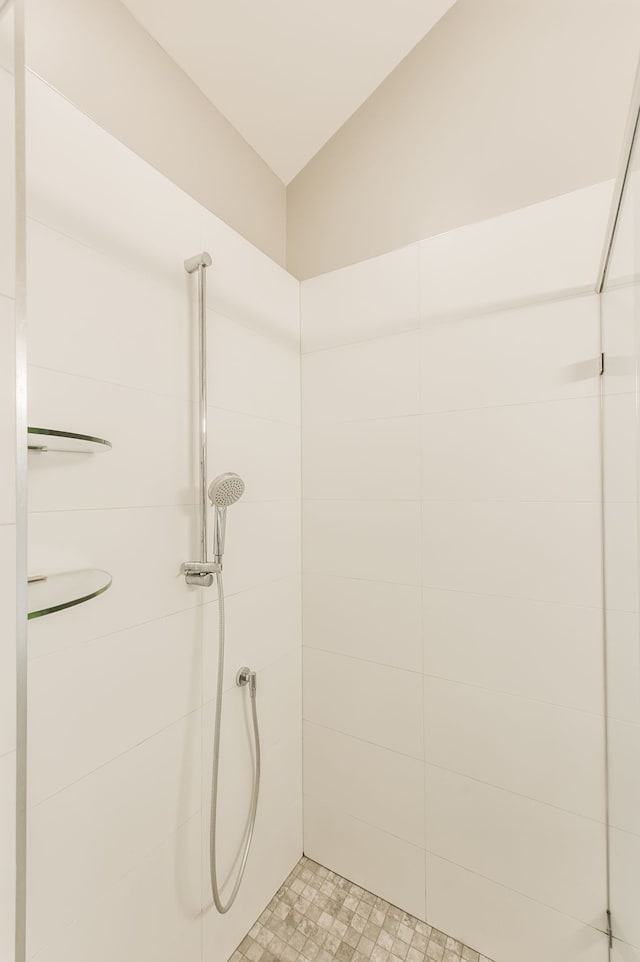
[28,427,112,453]
[28,569,112,620]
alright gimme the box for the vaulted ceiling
[119,0,456,183]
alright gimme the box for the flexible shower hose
[209,570,261,913]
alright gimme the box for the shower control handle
[236,666,257,695]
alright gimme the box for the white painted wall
[301,182,613,962]
[24,73,301,962]
[287,0,640,279]
[0,4,17,960]
[26,0,287,267]
[602,148,640,962]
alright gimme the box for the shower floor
[230,856,492,962]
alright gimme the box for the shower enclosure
[600,80,640,961]
[2,12,640,962]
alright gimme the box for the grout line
[28,361,301,428]
[28,573,300,662]
[303,496,608,504]
[303,570,611,611]
[26,811,204,962]
[300,286,598,357]
[304,643,609,718]
[303,791,425,854]
[303,391,604,423]
[31,651,302,810]
[302,717,607,827]
[425,851,611,935]
[28,497,302,515]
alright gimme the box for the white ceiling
[120,0,457,184]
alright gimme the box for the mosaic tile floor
[230,857,493,962]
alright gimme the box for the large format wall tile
[304,721,424,846]
[304,794,425,921]
[27,506,200,655]
[26,73,302,962]
[301,187,609,962]
[27,219,196,400]
[301,243,420,353]
[202,576,301,700]
[304,574,422,672]
[27,712,202,957]
[612,942,640,962]
[26,75,201,275]
[426,854,608,962]
[32,816,202,962]
[208,407,301,502]
[304,499,421,585]
[607,609,640,724]
[423,587,603,713]
[303,648,423,759]
[608,718,640,836]
[422,499,602,607]
[303,331,421,424]
[420,183,611,320]
[420,294,600,413]
[609,828,640,949]
[424,676,605,819]
[425,766,606,925]
[28,365,197,512]
[304,415,421,502]
[28,606,202,804]
[208,309,300,425]
[421,397,600,503]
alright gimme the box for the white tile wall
[304,416,421,502]
[303,647,423,759]
[426,855,607,962]
[424,677,605,820]
[302,330,421,424]
[25,72,302,962]
[304,794,426,921]
[304,574,422,672]
[301,186,610,962]
[423,588,603,713]
[420,181,611,320]
[304,722,425,847]
[419,295,601,413]
[304,499,421,585]
[425,766,606,925]
[301,243,420,353]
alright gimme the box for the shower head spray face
[208,472,245,508]
[208,473,245,563]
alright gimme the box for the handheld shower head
[208,472,245,563]
[208,472,245,508]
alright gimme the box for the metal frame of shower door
[183,252,219,587]
[594,48,640,961]
[12,0,27,959]
[596,54,640,294]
